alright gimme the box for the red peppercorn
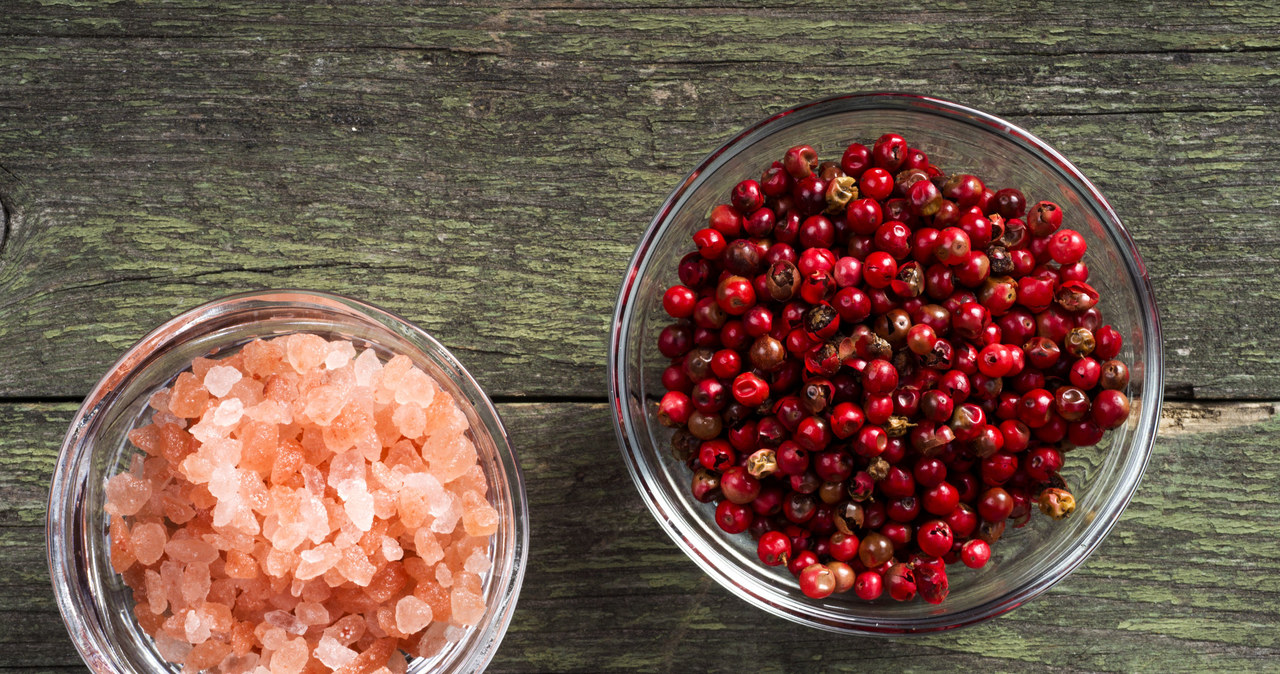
[960,539,992,569]
[757,531,791,567]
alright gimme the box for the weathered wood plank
[5,401,1279,671]
[0,5,1277,399]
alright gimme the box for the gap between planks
[0,397,1273,437]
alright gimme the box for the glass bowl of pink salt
[47,289,528,673]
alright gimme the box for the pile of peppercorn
[655,134,1132,603]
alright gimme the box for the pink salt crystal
[463,548,492,575]
[284,333,329,375]
[426,435,478,485]
[420,392,468,441]
[130,522,167,566]
[148,388,172,413]
[128,425,162,456]
[180,452,215,485]
[325,340,357,370]
[391,402,426,439]
[394,367,436,408]
[167,538,219,564]
[191,357,219,380]
[434,564,452,589]
[416,623,449,659]
[413,529,444,566]
[220,653,261,674]
[185,607,212,644]
[449,586,486,626]
[328,449,366,489]
[380,536,403,562]
[104,472,152,517]
[352,349,382,387]
[428,492,462,536]
[263,609,308,636]
[300,464,325,496]
[145,569,167,615]
[304,385,346,426]
[294,601,330,626]
[322,614,366,646]
[160,560,184,609]
[181,562,212,604]
[269,637,309,674]
[378,355,414,398]
[155,632,193,663]
[372,491,397,521]
[344,486,375,532]
[395,475,432,529]
[335,544,377,587]
[460,490,499,538]
[300,578,331,603]
[212,398,246,426]
[245,399,286,424]
[228,377,266,407]
[386,655,408,674]
[353,425,382,463]
[294,542,340,580]
[452,464,489,497]
[204,365,243,398]
[314,636,357,670]
[369,462,404,492]
[260,626,288,651]
[395,595,433,635]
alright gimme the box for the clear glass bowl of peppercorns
[608,93,1162,633]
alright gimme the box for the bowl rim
[46,288,530,670]
[607,92,1164,634]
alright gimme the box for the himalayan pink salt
[449,585,486,627]
[391,402,426,439]
[434,563,452,589]
[463,548,492,575]
[181,562,212,604]
[325,340,357,370]
[270,637,309,674]
[295,601,330,626]
[394,595,433,635]
[323,614,366,646]
[212,398,246,426]
[105,335,498,671]
[352,348,382,387]
[144,569,167,615]
[380,536,403,562]
[394,367,436,408]
[130,522,167,566]
[155,632,193,663]
[284,333,329,374]
[413,529,444,566]
[264,609,308,636]
[315,635,358,670]
[336,544,377,587]
[184,607,211,644]
[295,543,341,581]
[460,490,499,537]
[416,623,449,659]
[203,365,243,398]
[168,371,209,418]
[104,472,152,517]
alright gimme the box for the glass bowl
[608,93,1163,633]
[48,290,528,671]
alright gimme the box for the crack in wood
[1159,400,1277,436]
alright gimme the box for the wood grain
[6,401,1279,672]
[0,1,1277,399]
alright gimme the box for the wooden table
[2,2,1278,671]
